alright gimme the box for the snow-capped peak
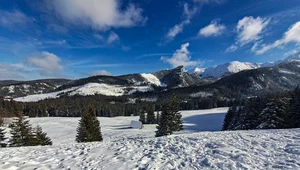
[191,61,260,78]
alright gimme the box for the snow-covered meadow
[1,107,300,169]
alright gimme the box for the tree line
[0,94,231,118]
[222,87,300,131]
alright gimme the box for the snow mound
[141,73,161,86]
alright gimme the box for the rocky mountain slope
[0,79,71,98]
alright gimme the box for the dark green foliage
[242,97,267,130]
[258,98,289,129]
[0,127,6,147]
[156,95,183,137]
[222,105,236,131]
[33,126,52,146]
[146,105,156,124]
[222,87,299,131]
[139,110,146,124]
[9,112,36,147]
[287,86,300,128]
[76,106,103,143]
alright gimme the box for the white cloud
[48,0,146,30]
[161,43,199,68]
[236,16,270,45]
[28,51,64,77]
[85,70,112,77]
[226,16,270,52]
[255,21,300,54]
[225,45,238,52]
[0,10,33,28]
[107,32,120,44]
[165,3,196,42]
[198,20,226,37]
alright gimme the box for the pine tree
[288,87,300,128]
[0,127,6,147]
[155,95,183,137]
[33,125,52,146]
[9,112,35,147]
[169,95,183,132]
[139,110,146,124]
[222,105,236,131]
[76,106,103,143]
[146,105,156,124]
[243,98,264,130]
[258,98,288,129]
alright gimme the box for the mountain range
[189,52,300,78]
[1,52,300,102]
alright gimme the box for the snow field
[1,108,300,169]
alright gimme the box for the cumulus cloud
[85,70,112,77]
[254,21,300,54]
[107,32,120,44]
[27,51,64,77]
[161,43,199,68]
[48,0,146,30]
[226,16,270,52]
[198,20,226,37]
[0,10,33,28]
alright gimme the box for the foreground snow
[1,108,300,169]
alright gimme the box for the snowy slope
[14,87,79,102]
[14,83,155,102]
[141,73,162,86]
[1,108,300,170]
[69,83,125,96]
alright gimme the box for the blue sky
[0,0,300,80]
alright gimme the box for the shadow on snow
[183,113,226,132]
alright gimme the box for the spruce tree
[243,98,263,130]
[222,106,236,131]
[146,105,156,124]
[258,98,288,129]
[9,112,35,147]
[139,110,146,124]
[0,127,6,147]
[155,95,183,137]
[33,125,52,146]
[288,87,300,128]
[76,106,103,143]
[169,95,183,132]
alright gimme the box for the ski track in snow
[1,108,300,170]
